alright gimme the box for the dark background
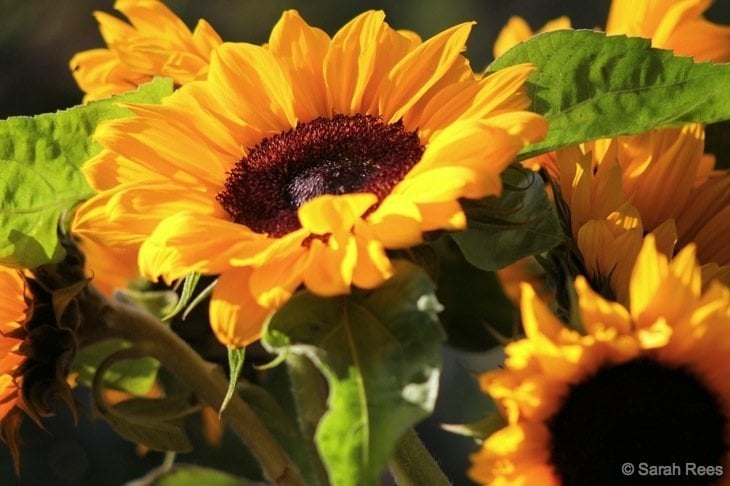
[1,1,729,485]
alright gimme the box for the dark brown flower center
[217,114,424,237]
[547,357,727,486]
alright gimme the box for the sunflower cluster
[0,0,728,484]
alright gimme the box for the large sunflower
[470,236,730,485]
[494,0,730,62]
[71,10,547,348]
[70,0,222,101]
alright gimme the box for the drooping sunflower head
[0,266,29,470]
[73,9,548,347]
[70,0,223,101]
[0,260,83,473]
[470,235,730,485]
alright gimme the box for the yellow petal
[269,10,331,119]
[249,246,308,309]
[298,193,377,235]
[324,10,388,114]
[630,235,668,318]
[416,200,467,232]
[351,223,394,289]
[493,16,535,58]
[380,22,474,123]
[209,268,270,347]
[138,212,273,283]
[302,236,357,296]
[366,194,423,248]
[72,184,220,247]
[406,120,524,184]
[208,42,297,132]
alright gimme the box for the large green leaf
[451,165,563,271]
[486,30,730,159]
[0,78,173,268]
[262,262,444,486]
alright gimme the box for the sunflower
[494,0,730,62]
[606,0,730,62]
[70,0,222,101]
[71,10,547,347]
[0,266,29,471]
[549,125,729,303]
[469,236,730,485]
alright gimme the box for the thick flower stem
[89,289,306,486]
[389,428,451,486]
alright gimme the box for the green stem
[87,288,306,486]
[286,354,331,486]
[389,428,451,486]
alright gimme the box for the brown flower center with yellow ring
[546,357,727,486]
[217,114,424,237]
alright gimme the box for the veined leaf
[451,165,563,271]
[0,78,173,268]
[262,262,444,486]
[103,396,196,453]
[486,30,730,159]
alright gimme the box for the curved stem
[389,428,451,486]
[87,288,305,486]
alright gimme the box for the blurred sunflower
[469,236,730,485]
[494,0,730,61]
[71,9,547,347]
[70,0,222,101]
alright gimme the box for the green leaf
[71,339,160,395]
[151,465,264,486]
[451,165,563,271]
[220,347,245,415]
[486,30,730,159]
[0,77,173,268]
[262,261,444,486]
[103,396,196,453]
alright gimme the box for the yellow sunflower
[470,235,730,485]
[70,0,222,101]
[71,10,548,347]
[494,0,730,61]
[0,266,29,471]
[550,125,729,302]
[607,0,730,62]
